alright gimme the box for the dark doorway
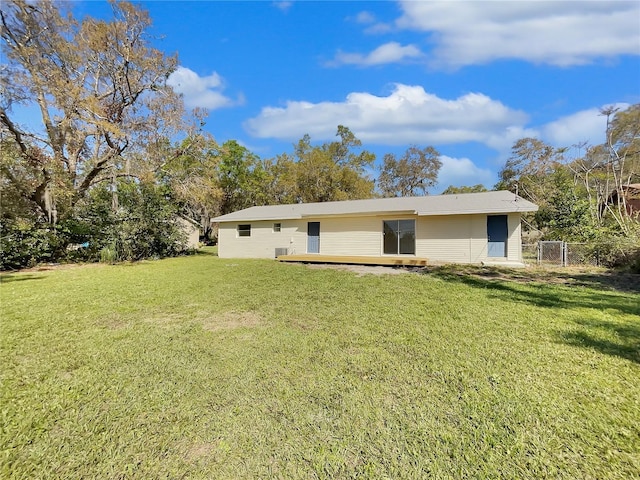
[307,222,320,253]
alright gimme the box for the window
[383,220,415,255]
[237,224,251,237]
[273,223,281,232]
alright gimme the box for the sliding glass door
[383,220,415,255]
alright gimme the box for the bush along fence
[523,242,601,267]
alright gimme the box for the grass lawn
[1,249,639,479]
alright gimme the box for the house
[211,191,539,266]
[602,183,640,218]
[177,216,201,250]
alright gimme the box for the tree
[442,184,488,195]
[261,153,298,205]
[600,104,640,230]
[0,0,184,223]
[378,146,442,197]
[563,105,640,232]
[0,139,41,222]
[495,138,565,206]
[494,106,640,269]
[533,169,593,241]
[158,134,223,239]
[73,179,187,262]
[268,126,375,203]
[216,140,269,214]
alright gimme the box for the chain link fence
[522,242,600,267]
[565,243,600,267]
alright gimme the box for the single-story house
[211,191,538,266]
[177,216,201,250]
[601,183,640,218]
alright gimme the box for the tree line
[495,105,640,268]
[1,1,638,270]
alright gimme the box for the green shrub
[590,226,640,271]
[99,244,118,264]
[1,181,189,270]
[0,220,66,270]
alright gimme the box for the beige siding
[416,215,472,263]
[217,212,525,264]
[178,218,200,250]
[218,221,307,258]
[469,214,487,263]
[507,214,522,262]
[320,216,389,256]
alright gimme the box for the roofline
[213,208,537,223]
[210,191,539,223]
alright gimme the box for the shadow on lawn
[424,266,640,363]
[0,273,45,284]
[195,250,217,257]
[423,266,640,316]
[426,265,640,293]
[561,318,640,364]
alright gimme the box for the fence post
[562,241,567,267]
[537,242,541,265]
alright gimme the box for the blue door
[307,222,320,253]
[487,215,508,257]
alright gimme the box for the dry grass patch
[200,310,265,332]
[142,310,265,331]
[184,441,220,462]
[305,263,410,276]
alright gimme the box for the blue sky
[78,1,640,191]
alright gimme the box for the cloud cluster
[330,42,423,67]
[542,107,613,147]
[243,84,625,189]
[244,83,528,147]
[437,156,496,191]
[167,66,238,110]
[396,0,640,68]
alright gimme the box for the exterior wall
[217,213,524,263]
[507,214,523,262]
[217,220,306,259]
[416,215,473,263]
[319,215,407,256]
[177,217,200,250]
[415,213,522,264]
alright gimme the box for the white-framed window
[273,222,281,232]
[237,224,251,237]
[383,220,415,254]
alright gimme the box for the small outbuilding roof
[212,191,538,223]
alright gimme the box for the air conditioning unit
[275,248,288,257]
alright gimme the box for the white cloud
[352,10,392,33]
[437,155,496,191]
[355,11,376,24]
[364,23,394,35]
[330,42,423,67]
[540,103,629,147]
[396,0,640,68]
[273,2,292,12]
[167,66,238,110]
[484,125,540,156]
[244,83,528,148]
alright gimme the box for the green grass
[1,250,639,479]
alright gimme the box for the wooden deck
[277,254,429,266]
